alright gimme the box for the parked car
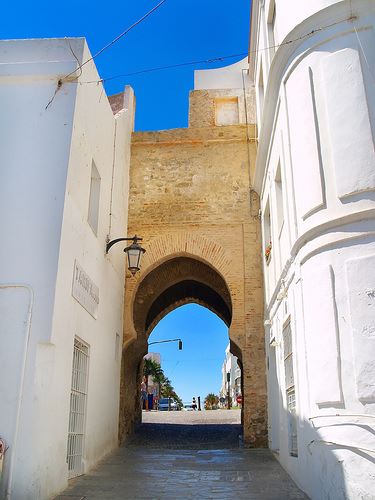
[158,398,180,411]
[182,403,194,411]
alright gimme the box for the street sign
[236,395,242,404]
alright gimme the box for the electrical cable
[82,52,248,84]
[63,0,168,80]
[76,15,356,86]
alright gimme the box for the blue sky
[3,0,249,400]
[2,0,251,130]
[149,304,229,403]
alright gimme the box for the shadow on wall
[273,386,375,499]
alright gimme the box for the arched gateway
[120,91,267,447]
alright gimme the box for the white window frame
[67,337,90,478]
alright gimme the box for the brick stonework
[120,94,266,447]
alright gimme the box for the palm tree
[143,358,164,394]
[143,361,183,410]
[204,393,219,410]
[152,369,166,400]
[160,377,175,410]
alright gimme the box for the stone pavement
[142,408,242,425]
[130,409,242,449]
[57,411,308,499]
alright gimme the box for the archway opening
[120,255,245,446]
[133,256,233,337]
[140,303,242,448]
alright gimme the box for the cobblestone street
[57,411,307,499]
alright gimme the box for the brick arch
[120,235,242,443]
[123,233,242,351]
[139,232,232,283]
[133,256,233,339]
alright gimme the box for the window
[268,1,278,56]
[263,198,272,265]
[215,97,239,126]
[87,161,101,235]
[67,338,89,478]
[275,162,284,236]
[283,321,298,456]
[257,60,265,118]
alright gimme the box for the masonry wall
[124,95,267,445]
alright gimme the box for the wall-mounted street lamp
[148,338,183,350]
[106,235,146,275]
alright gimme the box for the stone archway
[121,112,266,447]
[119,233,267,447]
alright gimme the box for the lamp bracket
[106,235,142,254]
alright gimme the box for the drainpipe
[0,284,34,500]
[241,67,260,220]
[108,119,118,237]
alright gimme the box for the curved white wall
[251,0,375,498]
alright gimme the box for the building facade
[144,352,161,398]
[1,0,375,498]
[253,0,375,498]
[195,0,375,497]
[220,344,242,407]
[0,39,134,499]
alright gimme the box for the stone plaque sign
[72,260,99,319]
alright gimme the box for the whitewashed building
[144,352,161,397]
[219,345,241,407]
[195,0,375,498]
[0,39,134,499]
[1,0,375,497]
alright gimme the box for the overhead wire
[76,15,356,86]
[82,52,248,84]
[63,0,168,80]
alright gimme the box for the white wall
[194,58,250,90]
[251,0,375,498]
[0,38,134,499]
[220,345,241,406]
[0,38,82,500]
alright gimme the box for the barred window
[283,321,298,457]
[283,322,294,389]
[287,387,298,456]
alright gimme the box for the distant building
[220,345,241,407]
[144,352,161,397]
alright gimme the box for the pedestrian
[192,397,197,411]
[148,392,154,411]
[141,377,147,410]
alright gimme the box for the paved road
[142,409,241,425]
[57,410,308,499]
[133,409,242,449]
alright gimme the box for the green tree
[160,377,173,397]
[143,358,164,394]
[204,393,219,410]
[143,360,183,409]
[160,377,183,410]
[152,367,166,399]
